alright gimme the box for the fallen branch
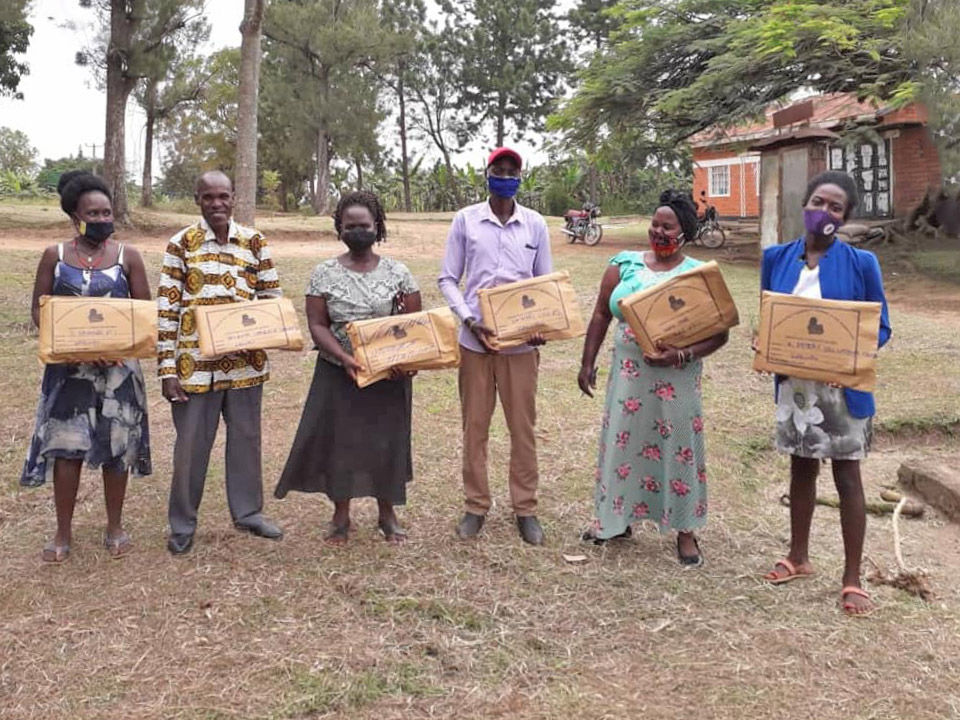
[867,498,935,601]
[779,494,924,517]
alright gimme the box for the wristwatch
[464,317,477,330]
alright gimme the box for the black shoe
[517,515,544,546]
[235,516,283,540]
[456,512,485,539]
[677,534,703,567]
[167,533,194,555]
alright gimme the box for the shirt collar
[482,200,524,228]
[198,216,240,243]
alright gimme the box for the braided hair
[657,189,699,244]
[59,172,112,216]
[333,190,387,243]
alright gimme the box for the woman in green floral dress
[578,191,729,566]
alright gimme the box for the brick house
[690,93,942,232]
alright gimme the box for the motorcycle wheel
[584,222,603,246]
[565,221,578,243]
[699,222,726,249]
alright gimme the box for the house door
[829,140,892,218]
[779,147,808,243]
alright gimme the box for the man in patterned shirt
[158,170,284,554]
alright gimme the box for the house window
[709,165,730,197]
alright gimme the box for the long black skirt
[274,357,412,504]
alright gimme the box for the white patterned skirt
[775,378,871,460]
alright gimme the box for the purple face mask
[803,208,838,237]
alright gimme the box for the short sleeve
[609,250,644,268]
[306,262,330,298]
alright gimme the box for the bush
[543,183,575,217]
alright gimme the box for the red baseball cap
[487,147,522,170]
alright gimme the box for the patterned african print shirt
[157,217,282,393]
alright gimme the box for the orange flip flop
[841,586,874,617]
[763,558,814,585]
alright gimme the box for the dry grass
[0,212,959,720]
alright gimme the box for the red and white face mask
[649,231,684,259]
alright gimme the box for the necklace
[73,238,106,269]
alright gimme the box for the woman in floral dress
[578,190,729,566]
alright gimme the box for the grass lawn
[0,208,958,719]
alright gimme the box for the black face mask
[341,228,377,252]
[77,219,115,244]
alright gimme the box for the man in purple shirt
[438,147,553,545]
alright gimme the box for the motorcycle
[561,202,603,245]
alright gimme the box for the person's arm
[157,236,188,402]
[437,212,471,320]
[643,330,729,367]
[305,295,362,380]
[438,212,498,352]
[255,236,282,298]
[578,264,620,397]
[123,246,151,301]
[861,251,891,348]
[30,246,58,328]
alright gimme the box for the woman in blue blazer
[759,171,891,616]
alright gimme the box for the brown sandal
[41,541,70,564]
[324,521,351,546]
[763,558,815,585]
[378,519,407,544]
[104,530,132,559]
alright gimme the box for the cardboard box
[195,298,304,357]
[616,260,740,355]
[346,307,461,388]
[477,271,585,348]
[753,291,881,391]
[38,295,157,363]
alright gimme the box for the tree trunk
[397,63,412,213]
[442,150,460,208]
[355,156,363,190]
[141,80,157,208]
[495,92,506,147]
[313,128,331,214]
[235,0,266,226]
[588,162,598,203]
[103,0,136,223]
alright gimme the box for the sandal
[676,534,703,567]
[377,519,407,544]
[763,558,815,585]
[41,541,71,564]
[580,525,632,545]
[104,530,132,559]
[323,521,351,546]
[841,586,874,617]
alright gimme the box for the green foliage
[0,126,36,175]
[449,0,571,145]
[556,0,915,148]
[0,0,32,99]
[34,155,101,191]
[157,49,240,198]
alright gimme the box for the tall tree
[408,27,474,206]
[378,0,425,213]
[0,0,32,99]
[555,0,915,149]
[567,0,621,53]
[79,0,205,220]
[235,0,266,225]
[0,126,37,174]
[449,0,570,146]
[263,0,394,213]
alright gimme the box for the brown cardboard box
[346,307,460,388]
[38,295,157,363]
[753,291,881,391]
[195,298,304,357]
[477,271,585,349]
[616,260,739,355]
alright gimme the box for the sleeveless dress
[589,251,709,539]
[20,244,152,487]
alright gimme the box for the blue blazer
[761,237,892,419]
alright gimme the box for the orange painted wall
[692,149,760,218]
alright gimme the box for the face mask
[650,231,683,259]
[77,219,114,244]
[803,209,838,238]
[488,175,520,199]
[341,228,377,251]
